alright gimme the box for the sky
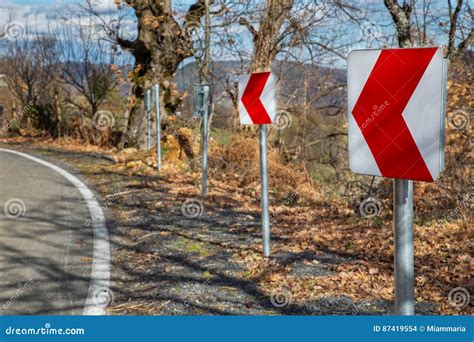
[0,0,135,55]
[0,0,127,35]
[0,0,471,68]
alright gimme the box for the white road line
[0,148,110,315]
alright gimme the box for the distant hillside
[176,60,347,120]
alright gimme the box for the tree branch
[384,0,413,47]
[238,17,258,40]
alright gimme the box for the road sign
[145,89,152,150]
[348,47,448,316]
[394,178,414,315]
[348,47,445,182]
[238,72,278,257]
[193,84,211,196]
[194,84,211,119]
[238,72,277,125]
[153,84,162,171]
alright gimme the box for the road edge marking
[0,148,111,315]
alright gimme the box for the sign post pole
[238,72,276,257]
[394,178,414,315]
[259,124,270,257]
[201,88,209,196]
[145,89,151,150]
[153,84,162,171]
[348,47,446,316]
[193,84,211,196]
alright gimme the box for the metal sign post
[440,57,449,172]
[153,84,162,171]
[238,72,276,257]
[393,55,448,316]
[193,84,211,197]
[145,89,151,150]
[347,47,447,315]
[202,96,209,196]
[394,178,414,315]
[259,124,270,257]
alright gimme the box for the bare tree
[446,0,473,61]
[60,24,120,118]
[85,0,214,150]
[241,0,294,72]
[384,0,413,47]
[211,1,342,111]
[0,36,60,133]
[384,0,473,56]
[204,1,354,180]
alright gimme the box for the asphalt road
[0,149,99,315]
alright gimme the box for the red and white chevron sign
[348,47,446,182]
[238,72,277,124]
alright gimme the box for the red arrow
[352,48,437,181]
[242,72,272,124]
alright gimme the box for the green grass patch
[210,128,233,146]
[311,164,337,184]
[172,237,211,258]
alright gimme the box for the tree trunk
[239,0,293,136]
[54,91,62,138]
[121,63,187,149]
[116,0,209,150]
[249,0,294,72]
[384,0,412,48]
